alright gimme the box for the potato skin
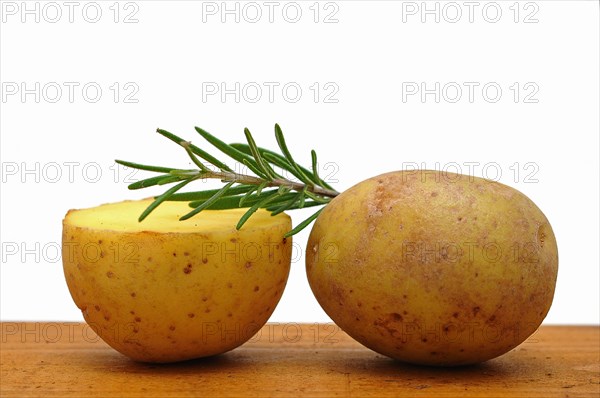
[306,170,558,366]
[63,202,292,363]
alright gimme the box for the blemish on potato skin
[106,271,114,278]
[473,306,481,316]
[452,312,459,318]
[135,317,141,322]
[245,262,252,269]
[202,296,208,302]
[227,282,233,289]
[169,325,176,331]
[254,286,260,292]
[94,305,101,311]
[183,267,192,274]
[202,258,208,264]
[188,313,195,318]
[373,313,402,336]
[131,292,136,298]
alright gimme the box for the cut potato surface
[65,199,284,233]
[63,198,292,363]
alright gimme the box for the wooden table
[1,323,598,397]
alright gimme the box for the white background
[0,0,598,324]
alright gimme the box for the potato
[306,170,558,366]
[62,199,292,363]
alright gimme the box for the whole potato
[306,170,558,366]
[63,199,292,363]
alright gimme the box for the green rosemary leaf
[242,158,269,180]
[284,207,325,237]
[278,200,323,211]
[180,141,209,172]
[169,169,201,178]
[157,128,233,172]
[157,175,184,185]
[167,184,257,201]
[139,178,195,222]
[194,126,264,175]
[244,128,279,180]
[269,190,303,216]
[210,194,296,210]
[310,149,330,189]
[256,181,269,195]
[304,190,331,204]
[188,195,242,210]
[115,159,176,174]
[188,189,284,209]
[236,191,282,230]
[311,150,318,180]
[298,189,306,208]
[239,185,258,206]
[205,191,300,212]
[274,124,315,186]
[179,181,235,221]
[232,143,321,184]
[128,174,178,190]
[261,152,301,179]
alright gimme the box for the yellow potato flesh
[306,171,558,366]
[63,199,292,363]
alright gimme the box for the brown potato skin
[306,170,558,366]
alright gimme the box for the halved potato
[62,199,292,362]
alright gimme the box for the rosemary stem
[201,170,339,198]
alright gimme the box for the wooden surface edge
[1,323,599,397]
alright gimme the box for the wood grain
[1,323,598,397]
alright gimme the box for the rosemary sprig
[115,124,339,236]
